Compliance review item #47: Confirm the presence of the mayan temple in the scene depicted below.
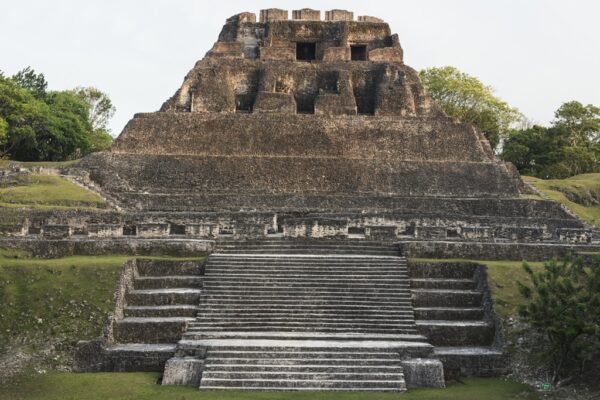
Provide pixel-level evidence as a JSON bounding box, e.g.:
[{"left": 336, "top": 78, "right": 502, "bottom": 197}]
[{"left": 65, "top": 9, "right": 595, "bottom": 392}]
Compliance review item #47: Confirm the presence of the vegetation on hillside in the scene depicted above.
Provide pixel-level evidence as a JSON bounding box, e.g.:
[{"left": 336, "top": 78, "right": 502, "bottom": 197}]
[
  {"left": 419, "top": 66, "right": 523, "bottom": 150},
  {"left": 502, "top": 102, "right": 600, "bottom": 179},
  {"left": 420, "top": 66, "right": 599, "bottom": 179},
  {"left": 0, "top": 173, "right": 105, "bottom": 209},
  {"left": 523, "top": 173, "right": 600, "bottom": 227},
  {"left": 0, "top": 67, "right": 114, "bottom": 161},
  {"left": 517, "top": 255, "right": 600, "bottom": 384}
]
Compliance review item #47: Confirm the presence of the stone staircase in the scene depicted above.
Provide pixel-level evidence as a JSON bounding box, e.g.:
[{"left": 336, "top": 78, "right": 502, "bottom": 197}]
[
  {"left": 167, "top": 240, "right": 441, "bottom": 391},
  {"left": 200, "top": 343, "right": 412, "bottom": 391},
  {"left": 106, "top": 259, "right": 203, "bottom": 371},
  {"left": 408, "top": 261, "right": 507, "bottom": 377}
]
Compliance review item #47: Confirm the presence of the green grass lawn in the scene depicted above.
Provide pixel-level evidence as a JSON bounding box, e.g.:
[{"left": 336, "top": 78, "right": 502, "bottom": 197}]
[
  {"left": 0, "top": 372, "right": 539, "bottom": 400},
  {"left": 409, "top": 258, "right": 545, "bottom": 319},
  {"left": 0, "top": 173, "right": 105, "bottom": 209},
  {"left": 0, "top": 252, "right": 205, "bottom": 355},
  {"left": 523, "top": 173, "right": 600, "bottom": 227},
  {"left": 0, "top": 159, "right": 81, "bottom": 169}
]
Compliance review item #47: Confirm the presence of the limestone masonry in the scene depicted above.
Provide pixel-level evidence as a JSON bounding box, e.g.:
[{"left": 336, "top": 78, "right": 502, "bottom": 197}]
[{"left": 18, "top": 8, "right": 598, "bottom": 392}]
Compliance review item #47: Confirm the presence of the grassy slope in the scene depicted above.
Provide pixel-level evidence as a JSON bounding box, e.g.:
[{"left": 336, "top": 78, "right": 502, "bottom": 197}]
[
  {"left": 0, "top": 173, "right": 105, "bottom": 209},
  {"left": 523, "top": 173, "right": 600, "bottom": 227},
  {"left": 0, "top": 373, "right": 538, "bottom": 400},
  {"left": 0, "top": 159, "right": 81, "bottom": 168},
  {"left": 0, "top": 252, "right": 205, "bottom": 355}
]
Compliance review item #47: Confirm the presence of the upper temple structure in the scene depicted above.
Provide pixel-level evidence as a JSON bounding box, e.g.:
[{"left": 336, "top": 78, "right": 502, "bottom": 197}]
[{"left": 81, "top": 8, "right": 542, "bottom": 222}]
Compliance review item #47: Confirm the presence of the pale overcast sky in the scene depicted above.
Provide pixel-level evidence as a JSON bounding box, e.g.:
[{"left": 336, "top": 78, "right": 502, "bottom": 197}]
[{"left": 1, "top": 0, "right": 599, "bottom": 136}]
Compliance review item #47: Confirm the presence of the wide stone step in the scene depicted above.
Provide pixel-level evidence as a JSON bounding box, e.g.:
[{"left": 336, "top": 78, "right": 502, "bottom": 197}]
[
  {"left": 200, "top": 293, "right": 412, "bottom": 301},
  {"left": 197, "top": 310, "right": 414, "bottom": 318},
  {"left": 126, "top": 288, "right": 202, "bottom": 306},
  {"left": 188, "top": 326, "right": 418, "bottom": 334},
  {"left": 113, "top": 317, "right": 193, "bottom": 343},
  {"left": 208, "top": 258, "right": 404, "bottom": 263},
  {"left": 206, "top": 268, "right": 408, "bottom": 277},
  {"left": 106, "top": 343, "right": 176, "bottom": 372},
  {"left": 206, "top": 364, "right": 403, "bottom": 373},
  {"left": 434, "top": 346, "right": 508, "bottom": 377},
  {"left": 134, "top": 275, "right": 202, "bottom": 290},
  {"left": 200, "top": 303, "right": 414, "bottom": 310},
  {"left": 203, "top": 371, "right": 403, "bottom": 381},
  {"left": 416, "top": 320, "right": 495, "bottom": 346},
  {"left": 410, "top": 278, "right": 476, "bottom": 290},
  {"left": 218, "top": 247, "right": 399, "bottom": 257},
  {"left": 189, "top": 319, "right": 415, "bottom": 327},
  {"left": 412, "top": 289, "right": 483, "bottom": 308},
  {"left": 180, "top": 333, "right": 429, "bottom": 343},
  {"left": 199, "top": 378, "right": 405, "bottom": 390},
  {"left": 414, "top": 307, "right": 484, "bottom": 321},
  {"left": 135, "top": 260, "right": 203, "bottom": 277},
  {"left": 207, "top": 350, "right": 402, "bottom": 360},
  {"left": 407, "top": 263, "right": 477, "bottom": 280},
  {"left": 203, "top": 282, "right": 410, "bottom": 290},
  {"left": 202, "top": 285, "right": 410, "bottom": 293},
  {"left": 124, "top": 305, "right": 200, "bottom": 318}
]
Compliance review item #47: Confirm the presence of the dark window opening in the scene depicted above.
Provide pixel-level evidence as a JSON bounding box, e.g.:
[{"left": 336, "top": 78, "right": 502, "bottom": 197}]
[
  {"left": 220, "top": 226, "right": 234, "bottom": 235},
  {"left": 355, "top": 97, "right": 375, "bottom": 115},
  {"left": 296, "top": 42, "right": 316, "bottom": 61},
  {"left": 123, "top": 225, "right": 137, "bottom": 236},
  {"left": 348, "top": 227, "right": 365, "bottom": 235},
  {"left": 400, "top": 224, "right": 415, "bottom": 236},
  {"left": 296, "top": 96, "right": 315, "bottom": 114},
  {"left": 267, "top": 224, "right": 284, "bottom": 235},
  {"left": 447, "top": 229, "right": 460, "bottom": 238},
  {"left": 170, "top": 224, "right": 186, "bottom": 236},
  {"left": 28, "top": 226, "right": 41, "bottom": 235},
  {"left": 351, "top": 45, "right": 367, "bottom": 61},
  {"left": 235, "top": 94, "right": 254, "bottom": 112}
]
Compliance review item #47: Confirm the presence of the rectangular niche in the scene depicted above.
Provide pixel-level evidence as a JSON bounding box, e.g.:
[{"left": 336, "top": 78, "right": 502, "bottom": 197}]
[
  {"left": 235, "top": 94, "right": 254, "bottom": 112},
  {"left": 169, "top": 223, "right": 186, "bottom": 236},
  {"left": 351, "top": 45, "right": 367, "bottom": 61},
  {"left": 296, "top": 42, "right": 316, "bottom": 61}
]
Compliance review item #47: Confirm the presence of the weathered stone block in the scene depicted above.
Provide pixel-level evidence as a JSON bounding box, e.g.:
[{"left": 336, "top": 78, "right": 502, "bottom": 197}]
[
  {"left": 402, "top": 358, "right": 445, "bottom": 388},
  {"left": 88, "top": 224, "right": 123, "bottom": 238},
  {"left": 314, "top": 92, "right": 357, "bottom": 116},
  {"left": 292, "top": 9, "right": 320, "bottom": 21},
  {"left": 137, "top": 223, "right": 170, "bottom": 238},
  {"left": 322, "top": 46, "right": 350, "bottom": 61},
  {"left": 162, "top": 357, "right": 203, "bottom": 386},
  {"left": 253, "top": 92, "right": 296, "bottom": 113},
  {"left": 325, "top": 9, "right": 354, "bottom": 21},
  {"left": 367, "top": 225, "right": 398, "bottom": 240},
  {"left": 358, "top": 15, "right": 384, "bottom": 23},
  {"left": 42, "top": 224, "right": 72, "bottom": 238},
  {"left": 369, "top": 47, "right": 403, "bottom": 62},
  {"left": 260, "top": 8, "right": 288, "bottom": 23},
  {"left": 208, "top": 41, "right": 245, "bottom": 59},
  {"left": 259, "top": 46, "right": 295, "bottom": 61}
]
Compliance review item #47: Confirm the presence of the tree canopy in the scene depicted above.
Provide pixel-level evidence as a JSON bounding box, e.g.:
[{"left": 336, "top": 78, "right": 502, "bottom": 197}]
[
  {"left": 419, "top": 66, "right": 523, "bottom": 150},
  {"left": 0, "top": 67, "right": 114, "bottom": 161},
  {"left": 501, "top": 101, "right": 600, "bottom": 178}
]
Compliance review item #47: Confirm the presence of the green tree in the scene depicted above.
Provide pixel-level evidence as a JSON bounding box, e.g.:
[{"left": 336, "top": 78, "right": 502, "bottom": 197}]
[
  {"left": 72, "top": 87, "right": 115, "bottom": 133},
  {"left": 11, "top": 66, "right": 48, "bottom": 100},
  {"left": 518, "top": 255, "right": 600, "bottom": 384},
  {"left": 419, "top": 66, "right": 523, "bottom": 150},
  {"left": 72, "top": 87, "right": 114, "bottom": 152},
  {"left": 501, "top": 101, "right": 600, "bottom": 178},
  {"left": 553, "top": 101, "right": 600, "bottom": 147}
]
